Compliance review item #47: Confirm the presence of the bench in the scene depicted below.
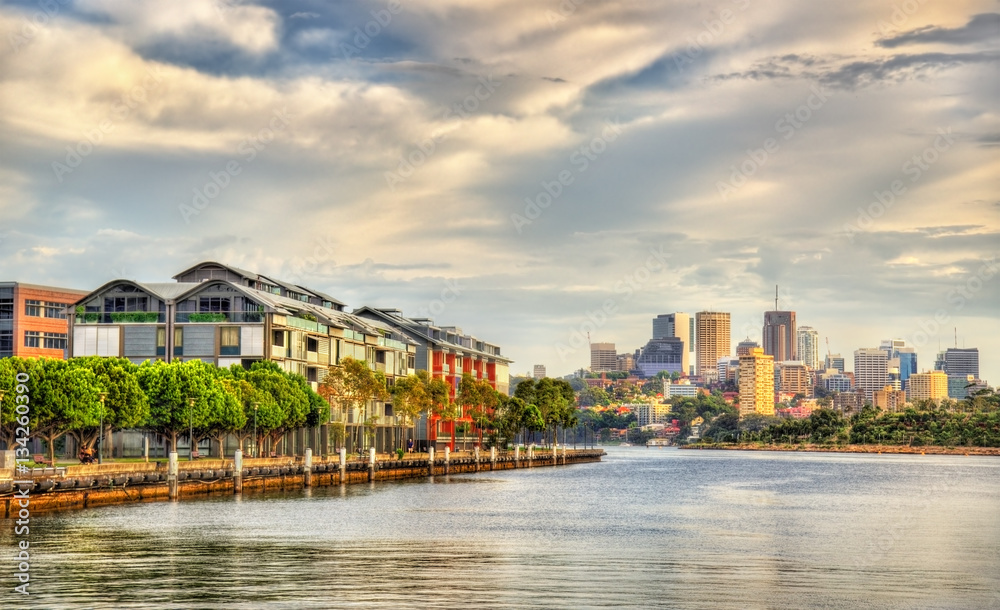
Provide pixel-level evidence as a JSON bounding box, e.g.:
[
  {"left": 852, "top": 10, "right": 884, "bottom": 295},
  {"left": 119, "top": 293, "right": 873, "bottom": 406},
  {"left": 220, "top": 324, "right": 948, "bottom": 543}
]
[{"left": 32, "top": 454, "right": 52, "bottom": 466}]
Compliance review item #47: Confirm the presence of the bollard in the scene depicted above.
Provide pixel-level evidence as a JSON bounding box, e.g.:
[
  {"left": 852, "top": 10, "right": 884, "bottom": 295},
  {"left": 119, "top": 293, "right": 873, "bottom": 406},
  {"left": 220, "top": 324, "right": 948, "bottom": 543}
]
[
  {"left": 234, "top": 450, "right": 243, "bottom": 494},
  {"left": 514, "top": 445, "right": 520, "bottom": 468},
  {"left": 562, "top": 443, "right": 567, "bottom": 465},
  {"left": 528, "top": 443, "right": 534, "bottom": 468},
  {"left": 143, "top": 437, "right": 149, "bottom": 463},
  {"left": 444, "top": 446, "right": 450, "bottom": 475},
  {"left": 368, "top": 447, "right": 376, "bottom": 482},
  {"left": 490, "top": 446, "right": 496, "bottom": 471},
  {"left": 474, "top": 446, "right": 480, "bottom": 472},
  {"left": 167, "top": 451, "right": 178, "bottom": 499},
  {"left": 339, "top": 447, "right": 346, "bottom": 484},
  {"left": 428, "top": 447, "right": 435, "bottom": 476},
  {"left": 304, "top": 448, "right": 313, "bottom": 488}
]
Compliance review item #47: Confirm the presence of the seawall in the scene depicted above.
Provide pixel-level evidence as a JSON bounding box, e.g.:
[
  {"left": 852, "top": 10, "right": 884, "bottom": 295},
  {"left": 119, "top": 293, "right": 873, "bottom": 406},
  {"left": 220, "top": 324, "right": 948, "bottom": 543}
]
[{"left": 1, "top": 449, "right": 605, "bottom": 515}]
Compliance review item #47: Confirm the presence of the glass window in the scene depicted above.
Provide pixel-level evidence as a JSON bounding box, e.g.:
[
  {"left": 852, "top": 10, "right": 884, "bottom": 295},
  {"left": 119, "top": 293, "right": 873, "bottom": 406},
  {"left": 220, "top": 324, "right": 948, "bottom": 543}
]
[
  {"left": 156, "top": 327, "right": 166, "bottom": 356},
  {"left": 174, "top": 328, "right": 183, "bottom": 356},
  {"left": 43, "top": 332, "right": 67, "bottom": 349},
  {"left": 24, "top": 331, "right": 40, "bottom": 347},
  {"left": 0, "top": 298, "right": 13, "bottom": 320},
  {"left": 221, "top": 327, "right": 240, "bottom": 356},
  {"left": 0, "top": 330, "right": 13, "bottom": 354},
  {"left": 25, "top": 300, "right": 41, "bottom": 317},
  {"left": 199, "top": 297, "right": 231, "bottom": 313},
  {"left": 104, "top": 296, "right": 148, "bottom": 312},
  {"left": 44, "top": 302, "right": 68, "bottom": 319}
]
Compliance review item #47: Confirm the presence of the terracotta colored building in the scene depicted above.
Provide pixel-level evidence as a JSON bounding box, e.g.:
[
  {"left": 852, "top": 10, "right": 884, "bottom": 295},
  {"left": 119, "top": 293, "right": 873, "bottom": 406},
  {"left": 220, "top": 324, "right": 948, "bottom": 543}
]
[{"left": 0, "top": 282, "right": 89, "bottom": 360}]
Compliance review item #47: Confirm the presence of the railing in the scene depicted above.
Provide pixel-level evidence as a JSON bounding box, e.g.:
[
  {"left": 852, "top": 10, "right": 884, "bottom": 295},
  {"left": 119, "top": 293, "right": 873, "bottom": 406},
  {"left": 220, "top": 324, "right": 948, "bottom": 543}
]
[
  {"left": 284, "top": 316, "right": 328, "bottom": 334},
  {"left": 175, "top": 311, "right": 265, "bottom": 323},
  {"left": 377, "top": 337, "right": 408, "bottom": 351},
  {"left": 76, "top": 312, "right": 166, "bottom": 324}
]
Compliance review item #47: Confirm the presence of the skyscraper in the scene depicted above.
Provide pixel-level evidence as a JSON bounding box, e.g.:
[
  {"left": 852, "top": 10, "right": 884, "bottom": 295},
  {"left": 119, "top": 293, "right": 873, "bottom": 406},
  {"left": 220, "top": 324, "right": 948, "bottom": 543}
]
[
  {"left": 736, "top": 337, "right": 759, "bottom": 356},
  {"left": 944, "top": 348, "right": 980, "bottom": 398},
  {"left": 739, "top": 347, "right": 774, "bottom": 416},
  {"left": 854, "top": 348, "right": 889, "bottom": 402},
  {"left": 796, "top": 326, "right": 820, "bottom": 370},
  {"left": 907, "top": 371, "right": 948, "bottom": 403},
  {"left": 696, "top": 311, "right": 730, "bottom": 380},
  {"left": 590, "top": 342, "right": 617, "bottom": 372},
  {"left": 896, "top": 348, "right": 917, "bottom": 389},
  {"left": 652, "top": 313, "right": 690, "bottom": 375},
  {"left": 763, "top": 311, "right": 796, "bottom": 362},
  {"left": 533, "top": 364, "right": 546, "bottom": 379},
  {"left": 825, "top": 353, "right": 845, "bottom": 373}
]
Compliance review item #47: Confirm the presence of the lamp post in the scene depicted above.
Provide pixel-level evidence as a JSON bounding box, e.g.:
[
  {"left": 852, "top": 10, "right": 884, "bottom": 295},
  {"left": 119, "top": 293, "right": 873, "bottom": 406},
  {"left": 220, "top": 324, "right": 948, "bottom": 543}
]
[
  {"left": 188, "top": 397, "right": 196, "bottom": 461},
  {"left": 252, "top": 402, "right": 259, "bottom": 458},
  {"left": 0, "top": 390, "right": 5, "bottom": 450},
  {"left": 98, "top": 392, "right": 107, "bottom": 464}
]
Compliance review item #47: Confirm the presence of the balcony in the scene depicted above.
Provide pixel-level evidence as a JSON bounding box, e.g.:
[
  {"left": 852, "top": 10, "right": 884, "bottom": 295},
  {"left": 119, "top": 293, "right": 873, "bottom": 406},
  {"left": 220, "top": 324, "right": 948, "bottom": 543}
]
[
  {"left": 76, "top": 312, "right": 166, "bottom": 324},
  {"left": 175, "top": 311, "right": 265, "bottom": 324},
  {"left": 283, "top": 316, "right": 328, "bottom": 334},
  {"left": 377, "top": 336, "right": 407, "bottom": 351}
]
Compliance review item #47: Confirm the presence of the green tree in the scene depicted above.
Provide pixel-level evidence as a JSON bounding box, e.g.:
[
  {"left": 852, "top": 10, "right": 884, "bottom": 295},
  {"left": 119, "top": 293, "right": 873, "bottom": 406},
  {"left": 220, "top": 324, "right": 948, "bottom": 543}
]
[{"left": 318, "top": 357, "right": 389, "bottom": 451}]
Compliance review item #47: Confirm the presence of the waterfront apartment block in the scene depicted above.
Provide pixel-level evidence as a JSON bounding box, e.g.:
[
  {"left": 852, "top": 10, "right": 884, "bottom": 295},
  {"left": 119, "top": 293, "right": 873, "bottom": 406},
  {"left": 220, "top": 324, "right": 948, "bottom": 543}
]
[
  {"left": 0, "top": 282, "right": 89, "bottom": 360},
  {"left": 854, "top": 348, "right": 889, "bottom": 402},
  {"left": 634, "top": 402, "right": 671, "bottom": 427},
  {"left": 907, "top": 371, "right": 948, "bottom": 403},
  {"left": 739, "top": 347, "right": 774, "bottom": 416},
  {"left": 695, "top": 311, "right": 730, "bottom": 380}
]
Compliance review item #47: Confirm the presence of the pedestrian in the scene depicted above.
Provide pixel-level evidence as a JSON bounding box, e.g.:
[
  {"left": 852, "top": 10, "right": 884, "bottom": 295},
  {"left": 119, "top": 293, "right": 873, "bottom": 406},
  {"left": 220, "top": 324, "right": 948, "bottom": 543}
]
[{"left": 407, "top": 438, "right": 414, "bottom": 453}]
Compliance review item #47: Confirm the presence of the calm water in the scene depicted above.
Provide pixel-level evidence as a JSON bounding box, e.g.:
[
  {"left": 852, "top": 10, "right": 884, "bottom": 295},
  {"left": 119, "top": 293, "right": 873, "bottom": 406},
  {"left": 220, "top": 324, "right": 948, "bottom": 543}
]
[{"left": 7, "top": 448, "right": 1000, "bottom": 609}]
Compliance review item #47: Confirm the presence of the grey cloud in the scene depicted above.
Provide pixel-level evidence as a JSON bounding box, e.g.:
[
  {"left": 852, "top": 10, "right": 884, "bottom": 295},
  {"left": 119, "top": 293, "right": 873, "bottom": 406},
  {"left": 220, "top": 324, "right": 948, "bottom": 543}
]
[{"left": 877, "top": 13, "right": 1000, "bottom": 48}]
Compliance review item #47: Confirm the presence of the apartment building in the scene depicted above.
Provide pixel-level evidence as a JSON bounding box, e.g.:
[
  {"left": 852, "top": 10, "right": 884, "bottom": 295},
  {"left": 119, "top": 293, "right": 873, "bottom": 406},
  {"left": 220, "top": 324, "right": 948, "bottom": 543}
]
[{"left": 0, "top": 282, "right": 89, "bottom": 360}]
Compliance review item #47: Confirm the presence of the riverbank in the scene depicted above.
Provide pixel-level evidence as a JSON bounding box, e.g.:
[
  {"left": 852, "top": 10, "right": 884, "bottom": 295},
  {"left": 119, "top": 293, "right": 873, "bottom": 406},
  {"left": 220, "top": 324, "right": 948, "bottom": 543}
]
[
  {"left": 682, "top": 443, "right": 1000, "bottom": 456},
  {"left": 1, "top": 448, "right": 605, "bottom": 516}
]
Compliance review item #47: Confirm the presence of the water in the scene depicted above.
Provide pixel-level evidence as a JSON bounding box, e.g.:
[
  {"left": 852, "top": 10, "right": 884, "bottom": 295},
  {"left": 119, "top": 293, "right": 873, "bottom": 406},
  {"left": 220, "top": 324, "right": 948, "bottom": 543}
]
[{"left": 8, "top": 448, "right": 1000, "bottom": 609}]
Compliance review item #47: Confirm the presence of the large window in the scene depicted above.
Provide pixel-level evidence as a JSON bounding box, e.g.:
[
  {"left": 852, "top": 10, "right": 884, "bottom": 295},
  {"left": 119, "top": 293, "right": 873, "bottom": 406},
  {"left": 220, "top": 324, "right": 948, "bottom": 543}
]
[
  {"left": 43, "top": 332, "right": 67, "bottom": 350},
  {"left": 24, "top": 331, "right": 40, "bottom": 347},
  {"left": 156, "top": 327, "right": 166, "bottom": 356},
  {"left": 104, "top": 296, "right": 148, "bottom": 312},
  {"left": 0, "top": 298, "right": 13, "bottom": 320},
  {"left": 0, "top": 330, "right": 12, "bottom": 354},
  {"left": 174, "top": 328, "right": 183, "bottom": 356},
  {"left": 44, "top": 302, "right": 68, "bottom": 319},
  {"left": 24, "top": 300, "right": 41, "bottom": 317},
  {"left": 221, "top": 327, "right": 240, "bottom": 356},
  {"left": 199, "top": 297, "right": 231, "bottom": 313}
]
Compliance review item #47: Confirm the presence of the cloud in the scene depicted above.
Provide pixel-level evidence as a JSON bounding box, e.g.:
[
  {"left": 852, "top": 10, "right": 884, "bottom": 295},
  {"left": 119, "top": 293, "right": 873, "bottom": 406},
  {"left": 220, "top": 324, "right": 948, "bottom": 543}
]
[
  {"left": 290, "top": 12, "right": 321, "bottom": 20},
  {"left": 877, "top": 13, "right": 1000, "bottom": 48}
]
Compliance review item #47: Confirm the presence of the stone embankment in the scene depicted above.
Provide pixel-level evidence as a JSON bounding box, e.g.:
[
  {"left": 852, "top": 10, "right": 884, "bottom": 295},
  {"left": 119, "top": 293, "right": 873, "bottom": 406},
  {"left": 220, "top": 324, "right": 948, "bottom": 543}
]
[
  {"left": 0, "top": 447, "right": 605, "bottom": 515},
  {"left": 683, "top": 443, "right": 1000, "bottom": 456}
]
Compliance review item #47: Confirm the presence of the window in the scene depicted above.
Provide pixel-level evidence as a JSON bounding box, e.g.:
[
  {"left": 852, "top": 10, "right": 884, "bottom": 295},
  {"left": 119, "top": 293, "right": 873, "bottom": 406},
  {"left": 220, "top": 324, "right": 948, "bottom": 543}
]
[
  {"left": 43, "top": 332, "right": 67, "bottom": 349},
  {"left": 384, "top": 403, "right": 394, "bottom": 417},
  {"left": 156, "top": 327, "right": 166, "bottom": 356},
  {"left": 0, "top": 330, "right": 13, "bottom": 354},
  {"left": 375, "top": 350, "right": 386, "bottom": 364},
  {"left": 25, "top": 300, "right": 41, "bottom": 317},
  {"left": 24, "top": 331, "right": 40, "bottom": 347},
  {"left": 307, "top": 367, "right": 318, "bottom": 382},
  {"left": 306, "top": 337, "right": 318, "bottom": 352},
  {"left": 44, "top": 302, "right": 68, "bottom": 319},
  {"left": 407, "top": 355, "right": 415, "bottom": 370},
  {"left": 0, "top": 298, "right": 13, "bottom": 320},
  {"left": 199, "top": 297, "right": 231, "bottom": 313},
  {"left": 104, "top": 296, "right": 148, "bottom": 312},
  {"left": 174, "top": 328, "right": 183, "bottom": 356},
  {"left": 221, "top": 327, "right": 240, "bottom": 356},
  {"left": 272, "top": 330, "right": 285, "bottom": 347}
]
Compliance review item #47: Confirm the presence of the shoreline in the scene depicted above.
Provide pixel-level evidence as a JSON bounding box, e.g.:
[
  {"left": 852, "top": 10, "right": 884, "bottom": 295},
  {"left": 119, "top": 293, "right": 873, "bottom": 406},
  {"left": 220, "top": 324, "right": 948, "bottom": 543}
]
[{"left": 681, "top": 443, "right": 1000, "bottom": 456}]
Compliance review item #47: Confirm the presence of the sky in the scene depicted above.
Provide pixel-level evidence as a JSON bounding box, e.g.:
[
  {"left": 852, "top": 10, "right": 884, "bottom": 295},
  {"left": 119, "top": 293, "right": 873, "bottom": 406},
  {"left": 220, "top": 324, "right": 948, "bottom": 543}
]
[{"left": 0, "top": 0, "right": 998, "bottom": 383}]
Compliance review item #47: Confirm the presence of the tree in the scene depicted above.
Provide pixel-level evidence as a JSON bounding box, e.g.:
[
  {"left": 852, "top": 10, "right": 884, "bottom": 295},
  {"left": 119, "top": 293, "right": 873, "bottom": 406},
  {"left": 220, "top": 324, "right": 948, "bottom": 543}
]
[
  {"left": 67, "top": 357, "right": 149, "bottom": 455},
  {"left": 239, "top": 361, "right": 311, "bottom": 455},
  {"left": 318, "top": 357, "right": 389, "bottom": 452},
  {"left": 137, "top": 360, "right": 219, "bottom": 454},
  {"left": 392, "top": 373, "right": 430, "bottom": 451}
]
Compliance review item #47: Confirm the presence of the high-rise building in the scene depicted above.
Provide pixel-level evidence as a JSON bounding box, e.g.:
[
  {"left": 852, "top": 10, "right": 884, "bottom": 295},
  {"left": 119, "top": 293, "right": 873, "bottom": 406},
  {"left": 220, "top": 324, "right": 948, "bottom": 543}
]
[
  {"left": 879, "top": 339, "right": 917, "bottom": 389},
  {"left": 821, "top": 370, "right": 853, "bottom": 393},
  {"left": 590, "top": 342, "right": 617, "bottom": 372},
  {"left": 736, "top": 337, "right": 759, "bottom": 357},
  {"left": 796, "top": 327, "right": 820, "bottom": 370},
  {"left": 695, "top": 311, "right": 730, "bottom": 380},
  {"left": 854, "top": 348, "right": 889, "bottom": 402},
  {"left": 825, "top": 353, "right": 845, "bottom": 373},
  {"left": 739, "top": 347, "right": 774, "bottom": 416},
  {"left": 873, "top": 385, "right": 907, "bottom": 412},
  {"left": 763, "top": 310, "right": 796, "bottom": 362},
  {"left": 944, "top": 348, "right": 979, "bottom": 398},
  {"left": 778, "top": 361, "right": 812, "bottom": 397},
  {"left": 533, "top": 364, "right": 546, "bottom": 379},
  {"left": 653, "top": 313, "right": 691, "bottom": 375},
  {"left": 616, "top": 353, "right": 634, "bottom": 373},
  {"left": 636, "top": 337, "right": 685, "bottom": 377},
  {"left": 896, "top": 348, "right": 917, "bottom": 389},
  {"left": 907, "top": 371, "right": 948, "bottom": 403},
  {"left": 0, "top": 282, "right": 89, "bottom": 360}
]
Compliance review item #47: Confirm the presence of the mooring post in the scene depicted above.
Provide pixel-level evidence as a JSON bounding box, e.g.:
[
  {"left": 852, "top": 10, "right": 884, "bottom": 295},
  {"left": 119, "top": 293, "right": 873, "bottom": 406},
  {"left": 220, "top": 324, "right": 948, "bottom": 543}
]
[
  {"left": 490, "top": 446, "right": 496, "bottom": 471},
  {"left": 444, "top": 446, "right": 450, "bottom": 475},
  {"left": 514, "top": 445, "right": 520, "bottom": 468},
  {"left": 304, "top": 448, "right": 313, "bottom": 488},
  {"left": 562, "top": 443, "right": 567, "bottom": 465},
  {"left": 474, "top": 446, "right": 480, "bottom": 472},
  {"left": 234, "top": 450, "right": 243, "bottom": 494},
  {"left": 168, "top": 451, "right": 178, "bottom": 499},
  {"left": 368, "top": 447, "right": 376, "bottom": 482},
  {"left": 428, "top": 447, "right": 435, "bottom": 476},
  {"left": 528, "top": 443, "right": 534, "bottom": 468},
  {"left": 339, "top": 447, "right": 346, "bottom": 484},
  {"left": 143, "top": 437, "right": 149, "bottom": 463}
]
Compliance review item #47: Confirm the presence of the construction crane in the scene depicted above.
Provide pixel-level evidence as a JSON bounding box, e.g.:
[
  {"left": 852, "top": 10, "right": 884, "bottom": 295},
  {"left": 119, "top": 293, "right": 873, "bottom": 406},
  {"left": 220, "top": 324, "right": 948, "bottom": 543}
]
[{"left": 826, "top": 337, "right": 831, "bottom": 357}]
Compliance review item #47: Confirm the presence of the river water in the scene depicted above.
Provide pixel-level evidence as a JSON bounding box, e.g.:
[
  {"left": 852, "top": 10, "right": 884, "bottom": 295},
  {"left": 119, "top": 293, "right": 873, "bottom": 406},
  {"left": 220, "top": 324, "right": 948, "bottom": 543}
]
[{"left": 8, "top": 447, "right": 1000, "bottom": 609}]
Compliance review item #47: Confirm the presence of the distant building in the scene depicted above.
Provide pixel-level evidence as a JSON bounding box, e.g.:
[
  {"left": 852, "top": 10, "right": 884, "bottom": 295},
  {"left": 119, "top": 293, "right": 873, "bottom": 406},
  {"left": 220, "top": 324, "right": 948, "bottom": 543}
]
[
  {"left": 634, "top": 402, "right": 672, "bottom": 427},
  {"left": 616, "top": 353, "right": 634, "bottom": 372},
  {"left": 944, "top": 348, "right": 979, "bottom": 398},
  {"left": 778, "top": 361, "right": 812, "bottom": 397},
  {"left": 533, "top": 364, "right": 546, "bottom": 379},
  {"left": 696, "top": 311, "right": 730, "bottom": 381},
  {"left": 821, "top": 370, "right": 853, "bottom": 393},
  {"left": 653, "top": 313, "right": 691, "bottom": 375},
  {"left": 896, "top": 348, "right": 917, "bottom": 390},
  {"left": 763, "top": 310, "right": 796, "bottom": 362},
  {"left": 873, "top": 385, "right": 907, "bottom": 412},
  {"left": 833, "top": 389, "right": 866, "bottom": 414},
  {"left": 825, "top": 353, "right": 845, "bottom": 373},
  {"left": 590, "top": 342, "right": 617, "bottom": 372},
  {"left": 736, "top": 337, "right": 759, "bottom": 357},
  {"left": 796, "top": 327, "right": 820, "bottom": 370},
  {"left": 636, "top": 337, "right": 685, "bottom": 377},
  {"left": 948, "top": 375, "right": 978, "bottom": 400},
  {"left": 854, "top": 348, "right": 889, "bottom": 402},
  {"left": 0, "top": 282, "right": 89, "bottom": 360},
  {"left": 739, "top": 347, "right": 774, "bottom": 416},
  {"left": 663, "top": 380, "right": 700, "bottom": 398},
  {"left": 907, "top": 371, "right": 948, "bottom": 403}
]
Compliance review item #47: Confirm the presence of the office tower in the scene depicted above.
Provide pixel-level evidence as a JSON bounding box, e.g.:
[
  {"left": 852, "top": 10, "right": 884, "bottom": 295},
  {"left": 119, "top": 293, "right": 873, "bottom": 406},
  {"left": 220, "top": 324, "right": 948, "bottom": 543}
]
[
  {"left": 854, "top": 348, "right": 889, "bottom": 402},
  {"left": 907, "top": 371, "right": 948, "bottom": 403},
  {"left": 696, "top": 311, "right": 730, "bottom": 380},
  {"left": 533, "top": 364, "right": 546, "bottom": 379},
  {"left": 590, "top": 342, "right": 617, "bottom": 372},
  {"left": 763, "top": 311, "right": 797, "bottom": 362},
  {"left": 653, "top": 313, "right": 690, "bottom": 375},
  {"left": 879, "top": 338, "right": 906, "bottom": 358},
  {"left": 896, "top": 348, "right": 917, "bottom": 389},
  {"left": 739, "top": 347, "right": 774, "bottom": 416},
  {"left": 944, "top": 348, "right": 979, "bottom": 398},
  {"left": 825, "top": 353, "right": 845, "bottom": 373},
  {"left": 796, "top": 327, "right": 820, "bottom": 370},
  {"left": 736, "top": 337, "right": 759, "bottom": 357},
  {"left": 636, "top": 337, "right": 685, "bottom": 377},
  {"left": 934, "top": 351, "right": 947, "bottom": 371},
  {"left": 821, "top": 370, "right": 853, "bottom": 393},
  {"left": 778, "top": 361, "right": 812, "bottom": 397}
]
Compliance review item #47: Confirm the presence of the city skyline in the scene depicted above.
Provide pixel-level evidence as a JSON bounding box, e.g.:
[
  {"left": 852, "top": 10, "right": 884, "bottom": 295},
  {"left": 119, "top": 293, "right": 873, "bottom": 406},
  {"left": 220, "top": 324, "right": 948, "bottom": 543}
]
[{"left": 1, "top": 1, "right": 997, "bottom": 385}]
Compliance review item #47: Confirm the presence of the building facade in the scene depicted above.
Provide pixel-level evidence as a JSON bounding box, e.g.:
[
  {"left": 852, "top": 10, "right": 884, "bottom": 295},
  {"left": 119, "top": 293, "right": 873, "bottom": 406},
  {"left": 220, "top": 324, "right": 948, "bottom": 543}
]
[
  {"left": 854, "top": 348, "right": 889, "bottom": 402},
  {"left": 944, "top": 348, "right": 979, "bottom": 398},
  {"left": 825, "top": 353, "right": 845, "bottom": 373},
  {"left": 589, "top": 342, "right": 617, "bottom": 373},
  {"left": 763, "top": 310, "right": 796, "bottom": 362},
  {"left": 736, "top": 337, "right": 759, "bottom": 357},
  {"left": 635, "top": 337, "right": 685, "bottom": 377},
  {"left": 739, "top": 347, "right": 774, "bottom": 417},
  {"left": 796, "top": 326, "right": 820, "bottom": 370},
  {"left": 907, "top": 371, "right": 948, "bottom": 403},
  {"left": 778, "top": 361, "right": 812, "bottom": 397},
  {"left": 873, "top": 385, "right": 907, "bottom": 412},
  {"left": 0, "top": 282, "right": 89, "bottom": 360},
  {"left": 533, "top": 364, "right": 546, "bottom": 379},
  {"left": 653, "top": 312, "right": 691, "bottom": 375},
  {"left": 696, "top": 311, "right": 730, "bottom": 381}
]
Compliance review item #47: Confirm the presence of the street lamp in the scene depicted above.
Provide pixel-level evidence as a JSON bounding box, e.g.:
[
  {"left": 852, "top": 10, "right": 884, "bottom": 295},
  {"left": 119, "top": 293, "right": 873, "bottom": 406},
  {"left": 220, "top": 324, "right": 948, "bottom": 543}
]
[
  {"left": 0, "top": 390, "right": 5, "bottom": 450},
  {"left": 252, "top": 402, "right": 259, "bottom": 458},
  {"left": 98, "top": 392, "right": 107, "bottom": 464},
  {"left": 188, "top": 397, "right": 196, "bottom": 461}
]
